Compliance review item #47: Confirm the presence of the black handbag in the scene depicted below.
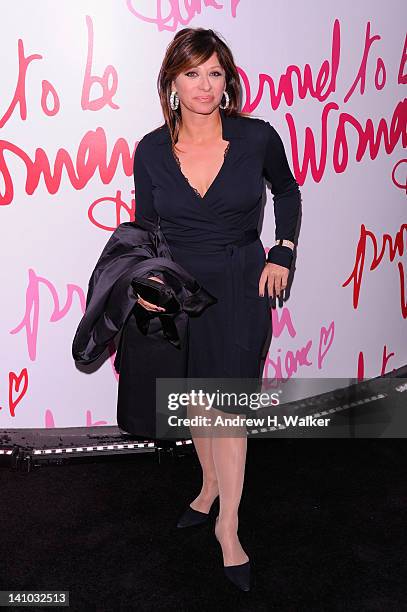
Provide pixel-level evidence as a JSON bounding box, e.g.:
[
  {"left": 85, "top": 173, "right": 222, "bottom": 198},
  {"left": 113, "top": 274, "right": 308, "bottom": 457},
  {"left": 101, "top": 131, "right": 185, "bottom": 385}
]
[
  {"left": 131, "top": 274, "right": 218, "bottom": 318},
  {"left": 131, "top": 277, "right": 181, "bottom": 314}
]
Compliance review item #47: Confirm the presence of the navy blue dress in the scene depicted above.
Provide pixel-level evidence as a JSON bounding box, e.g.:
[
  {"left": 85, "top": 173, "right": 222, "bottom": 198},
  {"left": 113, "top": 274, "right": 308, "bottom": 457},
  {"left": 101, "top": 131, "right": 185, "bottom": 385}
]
[{"left": 133, "top": 109, "right": 301, "bottom": 393}]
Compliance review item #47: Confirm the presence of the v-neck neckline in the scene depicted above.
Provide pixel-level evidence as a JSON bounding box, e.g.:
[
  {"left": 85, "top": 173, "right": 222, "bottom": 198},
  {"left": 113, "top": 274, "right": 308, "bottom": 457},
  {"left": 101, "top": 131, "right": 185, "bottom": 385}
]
[{"left": 171, "top": 140, "right": 231, "bottom": 201}]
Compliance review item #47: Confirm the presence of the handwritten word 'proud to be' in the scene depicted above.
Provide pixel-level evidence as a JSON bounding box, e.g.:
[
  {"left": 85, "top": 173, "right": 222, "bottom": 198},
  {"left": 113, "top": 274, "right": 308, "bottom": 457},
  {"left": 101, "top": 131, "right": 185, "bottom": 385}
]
[{"left": 0, "top": 18, "right": 405, "bottom": 211}]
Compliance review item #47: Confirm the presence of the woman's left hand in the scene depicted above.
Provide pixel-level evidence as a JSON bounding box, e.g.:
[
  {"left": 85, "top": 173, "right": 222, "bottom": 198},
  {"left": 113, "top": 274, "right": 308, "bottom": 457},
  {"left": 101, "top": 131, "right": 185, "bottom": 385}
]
[{"left": 258, "top": 262, "right": 290, "bottom": 298}]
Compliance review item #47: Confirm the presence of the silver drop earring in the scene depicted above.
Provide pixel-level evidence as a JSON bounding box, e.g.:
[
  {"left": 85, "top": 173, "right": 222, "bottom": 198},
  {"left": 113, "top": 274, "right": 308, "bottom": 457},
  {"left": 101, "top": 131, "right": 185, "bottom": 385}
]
[
  {"left": 219, "top": 90, "right": 229, "bottom": 109},
  {"left": 170, "top": 90, "right": 179, "bottom": 110}
]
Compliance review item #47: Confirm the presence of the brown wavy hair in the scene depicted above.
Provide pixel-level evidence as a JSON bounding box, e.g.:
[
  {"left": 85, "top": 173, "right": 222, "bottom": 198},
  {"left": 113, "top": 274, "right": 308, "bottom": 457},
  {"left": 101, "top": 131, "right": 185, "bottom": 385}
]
[{"left": 156, "top": 27, "right": 250, "bottom": 146}]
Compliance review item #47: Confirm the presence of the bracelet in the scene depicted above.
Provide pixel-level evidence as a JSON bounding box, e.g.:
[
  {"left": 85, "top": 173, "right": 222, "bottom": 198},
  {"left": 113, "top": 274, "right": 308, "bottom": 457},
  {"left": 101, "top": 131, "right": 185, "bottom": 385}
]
[{"left": 275, "top": 239, "right": 295, "bottom": 250}]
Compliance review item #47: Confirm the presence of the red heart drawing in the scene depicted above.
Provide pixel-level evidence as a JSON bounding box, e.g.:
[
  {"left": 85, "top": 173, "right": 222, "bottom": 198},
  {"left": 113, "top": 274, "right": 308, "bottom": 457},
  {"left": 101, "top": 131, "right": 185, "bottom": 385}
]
[
  {"left": 318, "top": 322, "right": 335, "bottom": 369},
  {"left": 9, "top": 368, "right": 29, "bottom": 416}
]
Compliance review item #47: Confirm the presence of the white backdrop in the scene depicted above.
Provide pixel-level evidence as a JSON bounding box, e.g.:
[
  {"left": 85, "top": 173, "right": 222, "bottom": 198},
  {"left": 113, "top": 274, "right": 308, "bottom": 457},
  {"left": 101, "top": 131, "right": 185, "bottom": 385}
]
[{"left": 0, "top": 0, "right": 405, "bottom": 429}]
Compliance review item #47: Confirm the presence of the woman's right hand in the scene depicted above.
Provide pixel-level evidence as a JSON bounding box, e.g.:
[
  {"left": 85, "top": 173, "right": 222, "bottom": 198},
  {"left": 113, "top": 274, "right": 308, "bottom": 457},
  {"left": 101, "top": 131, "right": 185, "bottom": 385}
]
[{"left": 136, "top": 276, "right": 166, "bottom": 312}]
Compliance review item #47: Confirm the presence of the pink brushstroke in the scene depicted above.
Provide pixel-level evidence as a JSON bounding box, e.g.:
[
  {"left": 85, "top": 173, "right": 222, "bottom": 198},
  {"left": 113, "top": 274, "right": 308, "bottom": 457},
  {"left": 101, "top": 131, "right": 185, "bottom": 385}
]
[
  {"left": 10, "top": 269, "right": 86, "bottom": 361},
  {"left": 126, "top": 0, "right": 240, "bottom": 32}
]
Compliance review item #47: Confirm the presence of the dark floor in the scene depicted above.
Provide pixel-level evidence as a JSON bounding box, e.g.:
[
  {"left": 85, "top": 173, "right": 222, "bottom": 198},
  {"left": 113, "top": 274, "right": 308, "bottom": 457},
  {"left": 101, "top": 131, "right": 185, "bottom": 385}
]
[{"left": 1, "top": 439, "right": 405, "bottom": 611}]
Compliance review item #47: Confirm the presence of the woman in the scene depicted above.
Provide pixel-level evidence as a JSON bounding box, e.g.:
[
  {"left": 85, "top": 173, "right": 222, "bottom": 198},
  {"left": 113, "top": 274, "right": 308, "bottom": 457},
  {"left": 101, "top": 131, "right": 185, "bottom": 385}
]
[{"left": 133, "top": 28, "right": 301, "bottom": 591}]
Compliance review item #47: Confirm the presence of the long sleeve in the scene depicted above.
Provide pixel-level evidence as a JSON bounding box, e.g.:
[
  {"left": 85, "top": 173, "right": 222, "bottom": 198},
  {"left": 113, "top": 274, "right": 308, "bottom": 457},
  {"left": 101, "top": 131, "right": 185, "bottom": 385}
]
[
  {"left": 133, "top": 137, "right": 159, "bottom": 230},
  {"left": 133, "top": 137, "right": 168, "bottom": 281},
  {"left": 263, "top": 122, "right": 301, "bottom": 269}
]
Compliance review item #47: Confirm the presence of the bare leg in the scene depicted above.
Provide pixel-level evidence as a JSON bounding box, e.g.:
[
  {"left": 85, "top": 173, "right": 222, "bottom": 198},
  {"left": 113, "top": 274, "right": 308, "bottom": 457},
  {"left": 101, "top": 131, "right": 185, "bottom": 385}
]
[
  {"left": 187, "top": 400, "right": 219, "bottom": 513},
  {"left": 211, "top": 408, "right": 249, "bottom": 567}
]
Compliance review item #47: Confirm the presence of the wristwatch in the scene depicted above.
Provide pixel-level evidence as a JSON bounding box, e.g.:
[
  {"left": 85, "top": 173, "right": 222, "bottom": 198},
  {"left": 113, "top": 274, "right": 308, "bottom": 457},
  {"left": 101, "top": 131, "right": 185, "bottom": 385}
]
[{"left": 275, "top": 239, "right": 295, "bottom": 250}]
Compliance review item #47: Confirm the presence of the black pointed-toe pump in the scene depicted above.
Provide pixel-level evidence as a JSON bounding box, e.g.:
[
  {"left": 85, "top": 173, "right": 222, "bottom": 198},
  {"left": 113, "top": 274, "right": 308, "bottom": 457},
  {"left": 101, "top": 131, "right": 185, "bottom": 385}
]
[
  {"left": 176, "top": 495, "right": 219, "bottom": 528},
  {"left": 215, "top": 515, "right": 251, "bottom": 591},
  {"left": 223, "top": 560, "right": 251, "bottom": 592}
]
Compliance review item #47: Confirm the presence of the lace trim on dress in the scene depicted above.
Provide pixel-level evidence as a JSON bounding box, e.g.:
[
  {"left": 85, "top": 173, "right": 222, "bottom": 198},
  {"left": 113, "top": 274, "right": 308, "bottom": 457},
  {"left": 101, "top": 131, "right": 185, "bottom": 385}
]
[{"left": 172, "top": 141, "right": 231, "bottom": 199}]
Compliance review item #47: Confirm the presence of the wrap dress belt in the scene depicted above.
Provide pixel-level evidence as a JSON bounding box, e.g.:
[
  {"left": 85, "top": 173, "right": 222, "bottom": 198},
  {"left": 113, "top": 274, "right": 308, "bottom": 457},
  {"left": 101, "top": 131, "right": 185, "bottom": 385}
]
[{"left": 141, "top": 228, "right": 260, "bottom": 376}]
